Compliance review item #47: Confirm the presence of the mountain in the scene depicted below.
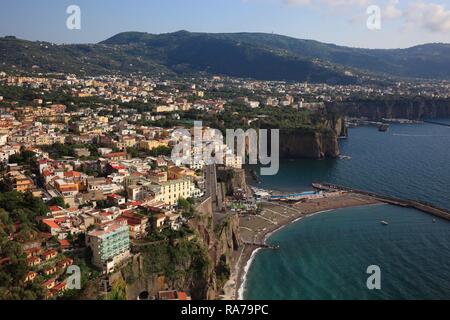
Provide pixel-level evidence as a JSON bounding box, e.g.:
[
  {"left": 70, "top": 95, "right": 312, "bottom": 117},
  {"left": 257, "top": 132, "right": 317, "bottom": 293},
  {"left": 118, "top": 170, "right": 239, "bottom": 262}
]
[{"left": 1, "top": 31, "right": 450, "bottom": 83}]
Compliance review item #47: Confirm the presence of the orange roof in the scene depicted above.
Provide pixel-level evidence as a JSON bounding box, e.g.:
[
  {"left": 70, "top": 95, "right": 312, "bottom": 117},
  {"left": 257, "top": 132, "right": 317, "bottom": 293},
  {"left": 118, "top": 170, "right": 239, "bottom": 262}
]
[
  {"left": 64, "top": 171, "right": 81, "bottom": 178},
  {"left": 42, "top": 278, "right": 56, "bottom": 286},
  {"left": 42, "top": 219, "right": 60, "bottom": 229},
  {"left": 42, "top": 249, "right": 58, "bottom": 257},
  {"left": 177, "top": 292, "right": 189, "bottom": 300},
  {"left": 52, "top": 281, "right": 66, "bottom": 292},
  {"left": 58, "top": 239, "right": 70, "bottom": 248}
]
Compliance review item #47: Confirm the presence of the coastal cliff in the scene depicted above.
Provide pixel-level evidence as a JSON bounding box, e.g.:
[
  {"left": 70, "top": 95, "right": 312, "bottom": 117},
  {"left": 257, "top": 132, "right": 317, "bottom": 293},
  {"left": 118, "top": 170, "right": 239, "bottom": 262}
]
[
  {"left": 278, "top": 116, "right": 346, "bottom": 159},
  {"left": 279, "top": 129, "right": 339, "bottom": 159},
  {"left": 113, "top": 171, "right": 243, "bottom": 300},
  {"left": 326, "top": 98, "right": 450, "bottom": 120}
]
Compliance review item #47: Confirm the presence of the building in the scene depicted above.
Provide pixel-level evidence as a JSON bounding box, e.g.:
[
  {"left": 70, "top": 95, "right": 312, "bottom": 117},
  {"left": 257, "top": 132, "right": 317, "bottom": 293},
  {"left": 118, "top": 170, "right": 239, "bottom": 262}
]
[
  {"left": 5, "top": 171, "right": 34, "bottom": 193},
  {"left": 158, "top": 178, "right": 194, "bottom": 206},
  {"left": 86, "top": 222, "right": 131, "bottom": 273},
  {"left": 74, "top": 148, "right": 91, "bottom": 158},
  {"left": 225, "top": 153, "right": 243, "bottom": 169},
  {"left": 139, "top": 139, "right": 168, "bottom": 151},
  {"left": 121, "top": 211, "right": 149, "bottom": 239}
]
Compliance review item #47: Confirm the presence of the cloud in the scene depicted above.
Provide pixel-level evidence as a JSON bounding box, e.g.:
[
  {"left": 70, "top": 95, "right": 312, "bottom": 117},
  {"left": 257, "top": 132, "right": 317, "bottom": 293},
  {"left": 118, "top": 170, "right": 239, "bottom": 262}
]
[
  {"left": 404, "top": 1, "right": 450, "bottom": 33},
  {"left": 261, "top": 0, "right": 450, "bottom": 34},
  {"left": 384, "top": 0, "right": 402, "bottom": 19},
  {"left": 285, "top": 0, "right": 369, "bottom": 7}
]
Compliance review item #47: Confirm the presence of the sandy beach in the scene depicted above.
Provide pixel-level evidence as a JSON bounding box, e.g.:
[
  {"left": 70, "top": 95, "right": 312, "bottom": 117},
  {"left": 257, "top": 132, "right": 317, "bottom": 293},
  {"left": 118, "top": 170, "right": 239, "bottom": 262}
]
[{"left": 221, "top": 192, "right": 381, "bottom": 300}]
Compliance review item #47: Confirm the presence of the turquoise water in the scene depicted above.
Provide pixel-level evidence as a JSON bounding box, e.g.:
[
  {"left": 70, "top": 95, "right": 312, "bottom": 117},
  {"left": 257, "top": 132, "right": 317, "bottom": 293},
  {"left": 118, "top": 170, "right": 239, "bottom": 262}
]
[
  {"left": 245, "top": 205, "right": 450, "bottom": 300},
  {"left": 253, "top": 122, "right": 450, "bottom": 209},
  {"left": 245, "top": 121, "right": 450, "bottom": 300}
]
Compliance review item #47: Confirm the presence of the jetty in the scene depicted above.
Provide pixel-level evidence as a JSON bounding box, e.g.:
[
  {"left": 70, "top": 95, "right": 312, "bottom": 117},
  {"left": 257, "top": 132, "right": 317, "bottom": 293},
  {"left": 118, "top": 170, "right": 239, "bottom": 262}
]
[
  {"left": 423, "top": 120, "right": 450, "bottom": 127},
  {"left": 313, "top": 183, "right": 450, "bottom": 221}
]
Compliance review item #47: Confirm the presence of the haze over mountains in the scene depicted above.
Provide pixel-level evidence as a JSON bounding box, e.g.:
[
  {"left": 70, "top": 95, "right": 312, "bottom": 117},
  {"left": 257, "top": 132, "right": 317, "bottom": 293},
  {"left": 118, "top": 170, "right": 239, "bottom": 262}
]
[{"left": 1, "top": 30, "right": 450, "bottom": 83}]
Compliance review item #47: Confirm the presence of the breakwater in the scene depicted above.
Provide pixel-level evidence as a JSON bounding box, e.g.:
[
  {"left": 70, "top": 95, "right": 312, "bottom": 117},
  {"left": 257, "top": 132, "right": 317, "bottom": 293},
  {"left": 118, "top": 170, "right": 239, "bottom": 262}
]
[{"left": 313, "top": 183, "right": 450, "bottom": 221}]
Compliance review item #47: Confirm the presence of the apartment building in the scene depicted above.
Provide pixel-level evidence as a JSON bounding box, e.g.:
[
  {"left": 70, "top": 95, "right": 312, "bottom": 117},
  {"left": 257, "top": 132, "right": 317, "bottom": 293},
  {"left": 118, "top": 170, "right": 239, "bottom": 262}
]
[
  {"left": 86, "top": 222, "right": 130, "bottom": 273},
  {"left": 158, "top": 178, "right": 194, "bottom": 205}
]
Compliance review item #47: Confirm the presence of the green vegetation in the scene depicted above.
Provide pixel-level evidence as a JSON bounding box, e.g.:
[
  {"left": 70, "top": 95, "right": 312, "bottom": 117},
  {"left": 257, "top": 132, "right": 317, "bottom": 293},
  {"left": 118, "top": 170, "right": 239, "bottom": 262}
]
[
  {"left": 49, "top": 197, "right": 67, "bottom": 209},
  {"left": 140, "top": 238, "right": 210, "bottom": 288},
  {"left": 40, "top": 143, "right": 99, "bottom": 160},
  {"left": 0, "top": 192, "right": 49, "bottom": 300},
  {"left": 8, "top": 150, "right": 36, "bottom": 167},
  {"left": 106, "top": 278, "right": 128, "bottom": 300},
  {"left": 178, "top": 197, "right": 195, "bottom": 218},
  {"left": 215, "top": 255, "right": 231, "bottom": 289}
]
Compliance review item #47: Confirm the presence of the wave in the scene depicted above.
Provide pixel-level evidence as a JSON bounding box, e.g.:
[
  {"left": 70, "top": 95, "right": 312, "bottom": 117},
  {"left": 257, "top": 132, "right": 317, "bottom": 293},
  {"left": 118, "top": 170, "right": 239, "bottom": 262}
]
[{"left": 237, "top": 248, "right": 262, "bottom": 300}]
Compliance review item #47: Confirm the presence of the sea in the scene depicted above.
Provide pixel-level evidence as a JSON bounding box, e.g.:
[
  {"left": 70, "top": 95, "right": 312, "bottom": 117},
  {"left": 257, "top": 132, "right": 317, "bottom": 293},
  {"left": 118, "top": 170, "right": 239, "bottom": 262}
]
[{"left": 244, "top": 120, "right": 450, "bottom": 300}]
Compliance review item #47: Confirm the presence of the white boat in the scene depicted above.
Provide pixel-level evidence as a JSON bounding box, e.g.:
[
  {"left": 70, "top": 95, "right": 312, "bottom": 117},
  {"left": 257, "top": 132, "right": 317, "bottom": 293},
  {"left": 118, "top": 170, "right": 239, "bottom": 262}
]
[{"left": 381, "top": 221, "right": 389, "bottom": 226}]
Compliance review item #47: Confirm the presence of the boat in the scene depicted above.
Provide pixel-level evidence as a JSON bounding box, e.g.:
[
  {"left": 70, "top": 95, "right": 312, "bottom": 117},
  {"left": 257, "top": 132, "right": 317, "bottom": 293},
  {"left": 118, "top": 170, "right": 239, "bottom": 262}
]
[
  {"left": 340, "top": 155, "right": 352, "bottom": 160},
  {"left": 381, "top": 221, "right": 389, "bottom": 226},
  {"left": 433, "top": 219, "right": 437, "bottom": 223},
  {"left": 378, "top": 124, "right": 390, "bottom": 132}
]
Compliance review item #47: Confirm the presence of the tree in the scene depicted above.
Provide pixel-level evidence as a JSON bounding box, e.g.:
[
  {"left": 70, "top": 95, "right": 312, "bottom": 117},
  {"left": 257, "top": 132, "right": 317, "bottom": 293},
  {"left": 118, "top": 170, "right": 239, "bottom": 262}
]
[
  {"left": 106, "top": 278, "right": 127, "bottom": 300},
  {"left": 50, "top": 197, "right": 66, "bottom": 208}
]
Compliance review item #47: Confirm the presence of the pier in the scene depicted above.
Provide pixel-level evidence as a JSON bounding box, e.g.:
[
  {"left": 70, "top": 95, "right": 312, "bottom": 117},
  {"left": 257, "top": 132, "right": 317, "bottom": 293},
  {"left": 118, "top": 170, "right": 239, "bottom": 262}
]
[{"left": 313, "top": 183, "right": 450, "bottom": 221}]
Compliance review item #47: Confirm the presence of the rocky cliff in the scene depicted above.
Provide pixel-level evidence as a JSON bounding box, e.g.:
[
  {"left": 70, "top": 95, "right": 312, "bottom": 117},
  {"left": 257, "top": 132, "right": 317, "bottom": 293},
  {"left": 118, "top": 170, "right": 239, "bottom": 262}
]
[
  {"left": 114, "top": 172, "right": 242, "bottom": 300},
  {"left": 326, "top": 98, "right": 450, "bottom": 120},
  {"left": 278, "top": 116, "right": 346, "bottom": 159}
]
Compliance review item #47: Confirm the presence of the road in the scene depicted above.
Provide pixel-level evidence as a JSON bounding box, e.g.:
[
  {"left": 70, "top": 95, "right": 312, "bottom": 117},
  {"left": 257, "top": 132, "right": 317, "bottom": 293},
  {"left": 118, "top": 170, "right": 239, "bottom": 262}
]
[{"left": 205, "top": 165, "right": 219, "bottom": 211}]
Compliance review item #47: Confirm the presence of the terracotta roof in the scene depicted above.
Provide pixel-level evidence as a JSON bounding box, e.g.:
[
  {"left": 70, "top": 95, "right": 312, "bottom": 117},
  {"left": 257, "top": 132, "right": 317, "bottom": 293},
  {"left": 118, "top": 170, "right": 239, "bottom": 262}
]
[
  {"left": 177, "top": 292, "right": 189, "bottom": 300},
  {"left": 42, "top": 219, "right": 60, "bottom": 229},
  {"left": 58, "top": 239, "right": 70, "bottom": 248}
]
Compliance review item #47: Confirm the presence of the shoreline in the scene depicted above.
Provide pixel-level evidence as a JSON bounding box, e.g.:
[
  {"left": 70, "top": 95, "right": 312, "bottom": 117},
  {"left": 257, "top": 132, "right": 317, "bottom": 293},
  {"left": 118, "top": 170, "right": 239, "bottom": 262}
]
[{"left": 229, "top": 192, "right": 382, "bottom": 300}]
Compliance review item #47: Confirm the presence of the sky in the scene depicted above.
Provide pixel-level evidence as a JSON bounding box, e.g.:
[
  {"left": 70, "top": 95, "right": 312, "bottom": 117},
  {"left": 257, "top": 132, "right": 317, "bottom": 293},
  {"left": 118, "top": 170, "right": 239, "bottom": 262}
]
[{"left": 0, "top": 0, "right": 450, "bottom": 49}]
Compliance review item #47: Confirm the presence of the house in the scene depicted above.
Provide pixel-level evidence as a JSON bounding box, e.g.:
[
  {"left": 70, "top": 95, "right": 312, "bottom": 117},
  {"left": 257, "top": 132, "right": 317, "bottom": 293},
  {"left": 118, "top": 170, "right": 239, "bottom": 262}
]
[
  {"left": 44, "top": 265, "right": 58, "bottom": 276},
  {"left": 155, "top": 156, "right": 167, "bottom": 167},
  {"left": 51, "top": 281, "right": 67, "bottom": 296},
  {"left": 165, "top": 213, "right": 183, "bottom": 230},
  {"left": 139, "top": 139, "right": 168, "bottom": 151},
  {"left": 54, "top": 179, "right": 79, "bottom": 197},
  {"left": 107, "top": 194, "right": 126, "bottom": 206},
  {"left": 58, "top": 239, "right": 71, "bottom": 251},
  {"left": 74, "top": 148, "right": 90, "bottom": 158},
  {"left": 121, "top": 211, "right": 149, "bottom": 239},
  {"left": 25, "top": 247, "right": 41, "bottom": 259},
  {"left": 105, "top": 152, "right": 127, "bottom": 161},
  {"left": 42, "top": 219, "right": 61, "bottom": 236},
  {"left": 57, "top": 257, "right": 74, "bottom": 270},
  {"left": 42, "top": 249, "right": 58, "bottom": 261},
  {"left": 6, "top": 171, "right": 34, "bottom": 193},
  {"left": 152, "top": 213, "right": 166, "bottom": 231},
  {"left": 42, "top": 278, "right": 56, "bottom": 290},
  {"left": 24, "top": 271, "right": 37, "bottom": 283},
  {"left": 27, "top": 256, "right": 41, "bottom": 267}
]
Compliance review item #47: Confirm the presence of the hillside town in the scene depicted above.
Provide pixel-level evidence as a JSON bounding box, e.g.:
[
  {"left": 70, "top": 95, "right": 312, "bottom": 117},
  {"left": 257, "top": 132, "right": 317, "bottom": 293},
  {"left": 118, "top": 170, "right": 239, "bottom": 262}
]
[
  {"left": 1, "top": 70, "right": 450, "bottom": 300},
  {"left": 0, "top": 71, "right": 260, "bottom": 300}
]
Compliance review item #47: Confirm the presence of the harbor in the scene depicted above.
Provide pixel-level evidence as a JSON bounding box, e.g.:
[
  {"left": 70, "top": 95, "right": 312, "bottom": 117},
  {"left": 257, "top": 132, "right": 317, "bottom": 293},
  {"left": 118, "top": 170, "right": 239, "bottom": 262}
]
[
  {"left": 230, "top": 186, "right": 382, "bottom": 300},
  {"left": 228, "top": 181, "right": 450, "bottom": 300},
  {"left": 313, "top": 183, "right": 450, "bottom": 221}
]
